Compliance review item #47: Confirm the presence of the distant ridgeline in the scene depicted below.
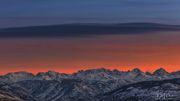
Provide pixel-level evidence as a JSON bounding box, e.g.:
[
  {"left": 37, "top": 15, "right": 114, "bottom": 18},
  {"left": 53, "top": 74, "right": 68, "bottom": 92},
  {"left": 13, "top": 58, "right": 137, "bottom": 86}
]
[{"left": 0, "top": 68, "right": 180, "bottom": 101}]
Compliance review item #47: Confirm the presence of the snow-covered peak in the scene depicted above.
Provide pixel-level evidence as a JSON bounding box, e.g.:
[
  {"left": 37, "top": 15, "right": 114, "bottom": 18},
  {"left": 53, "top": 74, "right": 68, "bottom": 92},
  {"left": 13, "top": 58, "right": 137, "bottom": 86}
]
[{"left": 153, "top": 68, "right": 169, "bottom": 76}]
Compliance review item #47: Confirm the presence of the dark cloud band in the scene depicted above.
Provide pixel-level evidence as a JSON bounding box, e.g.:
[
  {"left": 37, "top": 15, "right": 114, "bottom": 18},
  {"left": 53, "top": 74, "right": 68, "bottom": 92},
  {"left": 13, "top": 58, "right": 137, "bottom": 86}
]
[{"left": 0, "top": 23, "right": 180, "bottom": 38}]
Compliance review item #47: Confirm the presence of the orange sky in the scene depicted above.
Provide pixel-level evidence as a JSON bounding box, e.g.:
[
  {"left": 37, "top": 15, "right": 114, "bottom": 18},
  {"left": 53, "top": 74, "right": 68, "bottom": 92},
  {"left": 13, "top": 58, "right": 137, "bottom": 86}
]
[
  {"left": 0, "top": 31, "right": 180, "bottom": 75},
  {"left": 0, "top": 65, "right": 179, "bottom": 75}
]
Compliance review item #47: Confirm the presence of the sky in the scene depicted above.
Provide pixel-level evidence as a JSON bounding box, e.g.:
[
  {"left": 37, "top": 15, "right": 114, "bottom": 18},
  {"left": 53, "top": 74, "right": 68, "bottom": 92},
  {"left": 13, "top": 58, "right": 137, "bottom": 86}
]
[
  {"left": 0, "top": 0, "right": 180, "bottom": 28},
  {"left": 0, "top": 0, "right": 180, "bottom": 74}
]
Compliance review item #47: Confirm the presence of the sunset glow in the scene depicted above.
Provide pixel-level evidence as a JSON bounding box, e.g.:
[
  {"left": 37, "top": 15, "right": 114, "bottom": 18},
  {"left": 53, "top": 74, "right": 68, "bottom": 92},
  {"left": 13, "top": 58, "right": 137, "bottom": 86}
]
[
  {"left": 0, "top": 0, "right": 180, "bottom": 75},
  {"left": 0, "top": 31, "right": 180, "bottom": 75}
]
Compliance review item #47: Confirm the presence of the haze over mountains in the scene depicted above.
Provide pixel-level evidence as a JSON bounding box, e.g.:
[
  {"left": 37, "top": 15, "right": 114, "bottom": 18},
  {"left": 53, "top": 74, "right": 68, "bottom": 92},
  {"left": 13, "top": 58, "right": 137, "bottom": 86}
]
[{"left": 0, "top": 68, "right": 180, "bottom": 101}]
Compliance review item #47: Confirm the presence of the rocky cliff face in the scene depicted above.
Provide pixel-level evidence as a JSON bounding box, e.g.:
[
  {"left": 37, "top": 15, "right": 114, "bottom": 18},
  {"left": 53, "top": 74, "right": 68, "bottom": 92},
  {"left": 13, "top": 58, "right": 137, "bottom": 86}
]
[
  {"left": 0, "top": 90, "right": 24, "bottom": 101},
  {"left": 100, "top": 78, "right": 180, "bottom": 101}
]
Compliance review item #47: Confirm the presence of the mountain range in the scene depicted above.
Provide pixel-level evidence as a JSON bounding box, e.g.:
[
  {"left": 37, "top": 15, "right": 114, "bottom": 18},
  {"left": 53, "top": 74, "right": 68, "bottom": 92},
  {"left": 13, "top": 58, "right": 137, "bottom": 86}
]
[{"left": 0, "top": 68, "right": 179, "bottom": 101}]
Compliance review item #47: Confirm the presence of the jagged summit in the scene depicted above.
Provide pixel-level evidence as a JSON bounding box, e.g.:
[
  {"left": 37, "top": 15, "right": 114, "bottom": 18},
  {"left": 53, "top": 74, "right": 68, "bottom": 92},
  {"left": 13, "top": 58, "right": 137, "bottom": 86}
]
[
  {"left": 36, "top": 70, "right": 70, "bottom": 80},
  {"left": 76, "top": 68, "right": 111, "bottom": 73},
  {"left": 131, "top": 68, "right": 142, "bottom": 74},
  {"left": 36, "top": 70, "right": 60, "bottom": 76},
  {"left": 1, "top": 71, "right": 35, "bottom": 82},
  {"left": 145, "top": 71, "right": 152, "bottom": 75},
  {"left": 5, "top": 71, "right": 34, "bottom": 76},
  {"left": 73, "top": 68, "right": 113, "bottom": 76},
  {"left": 153, "top": 68, "right": 169, "bottom": 76}
]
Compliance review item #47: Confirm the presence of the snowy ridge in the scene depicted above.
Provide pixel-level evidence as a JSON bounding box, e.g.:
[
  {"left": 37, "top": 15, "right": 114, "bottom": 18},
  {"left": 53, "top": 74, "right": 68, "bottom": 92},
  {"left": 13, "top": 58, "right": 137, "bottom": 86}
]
[{"left": 0, "top": 68, "right": 179, "bottom": 101}]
